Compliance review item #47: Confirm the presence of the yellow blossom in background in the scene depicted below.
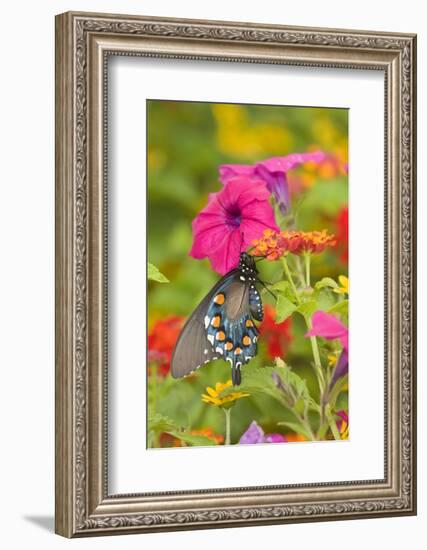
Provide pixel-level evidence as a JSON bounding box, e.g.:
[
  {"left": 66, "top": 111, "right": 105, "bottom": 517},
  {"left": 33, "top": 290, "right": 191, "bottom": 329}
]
[
  {"left": 312, "top": 114, "right": 338, "bottom": 148},
  {"left": 202, "top": 380, "right": 250, "bottom": 408},
  {"left": 147, "top": 147, "right": 166, "bottom": 171},
  {"left": 212, "top": 104, "right": 292, "bottom": 159},
  {"left": 333, "top": 275, "right": 349, "bottom": 295}
]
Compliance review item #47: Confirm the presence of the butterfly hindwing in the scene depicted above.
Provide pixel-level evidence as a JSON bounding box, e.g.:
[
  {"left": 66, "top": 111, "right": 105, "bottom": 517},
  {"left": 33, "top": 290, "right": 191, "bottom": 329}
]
[{"left": 205, "top": 274, "right": 259, "bottom": 385}]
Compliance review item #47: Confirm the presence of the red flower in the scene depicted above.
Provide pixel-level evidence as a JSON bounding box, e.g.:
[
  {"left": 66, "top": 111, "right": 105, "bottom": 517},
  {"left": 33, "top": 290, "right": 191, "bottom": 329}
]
[
  {"left": 189, "top": 177, "right": 279, "bottom": 275},
  {"left": 259, "top": 304, "right": 292, "bottom": 358},
  {"left": 335, "top": 206, "right": 348, "bottom": 264},
  {"left": 148, "top": 316, "right": 185, "bottom": 376}
]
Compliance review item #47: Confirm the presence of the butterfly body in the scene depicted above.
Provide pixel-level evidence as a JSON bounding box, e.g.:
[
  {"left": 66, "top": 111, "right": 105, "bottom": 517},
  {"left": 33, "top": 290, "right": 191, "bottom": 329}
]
[{"left": 171, "top": 253, "right": 263, "bottom": 386}]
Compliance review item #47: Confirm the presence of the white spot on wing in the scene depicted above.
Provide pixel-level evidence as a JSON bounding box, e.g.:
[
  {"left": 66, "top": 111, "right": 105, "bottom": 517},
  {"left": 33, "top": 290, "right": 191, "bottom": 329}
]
[
  {"left": 215, "top": 346, "right": 224, "bottom": 355},
  {"left": 204, "top": 316, "right": 210, "bottom": 329},
  {"left": 207, "top": 334, "right": 214, "bottom": 345}
]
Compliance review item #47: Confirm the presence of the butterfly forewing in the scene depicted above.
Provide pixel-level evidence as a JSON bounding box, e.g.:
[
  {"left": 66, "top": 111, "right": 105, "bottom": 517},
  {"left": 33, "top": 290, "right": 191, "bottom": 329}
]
[
  {"left": 170, "top": 271, "right": 238, "bottom": 378},
  {"left": 170, "top": 253, "right": 262, "bottom": 385}
]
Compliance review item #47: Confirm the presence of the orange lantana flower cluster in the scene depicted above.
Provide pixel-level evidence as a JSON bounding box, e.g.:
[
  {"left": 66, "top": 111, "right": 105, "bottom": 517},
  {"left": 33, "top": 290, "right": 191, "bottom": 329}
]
[{"left": 252, "top": 229, "right": 336, "bottom": 260}]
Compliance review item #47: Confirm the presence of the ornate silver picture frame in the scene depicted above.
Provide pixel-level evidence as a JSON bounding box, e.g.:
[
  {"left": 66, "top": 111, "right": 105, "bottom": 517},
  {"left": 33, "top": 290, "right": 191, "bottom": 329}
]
[{"left": 55, "top": 11, "right": 417, "bottom": 537}]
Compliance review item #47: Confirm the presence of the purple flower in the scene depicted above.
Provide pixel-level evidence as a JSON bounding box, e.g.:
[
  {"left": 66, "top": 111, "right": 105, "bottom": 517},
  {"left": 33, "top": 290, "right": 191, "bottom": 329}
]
[
  {"left": 220, "top": 151, "right": 326, "bottom": 215},
  {"left": 239, "top": 420, "right": 287, "bottom": 445},
  {"left": 189, "top": 176, "right": 279, "bottom": 275},
  {"left": 330, "top": 348, "right": 348, "bottom": 387}
]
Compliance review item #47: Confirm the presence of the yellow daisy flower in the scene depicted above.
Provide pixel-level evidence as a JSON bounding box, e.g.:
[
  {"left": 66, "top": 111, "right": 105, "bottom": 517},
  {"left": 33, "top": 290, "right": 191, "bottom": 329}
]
[
  {"left": 201, "top": 380, "right": 250, "bottom": 409},
  {"left": 333, "top": 275, "right": 349, "bottom": 295}
]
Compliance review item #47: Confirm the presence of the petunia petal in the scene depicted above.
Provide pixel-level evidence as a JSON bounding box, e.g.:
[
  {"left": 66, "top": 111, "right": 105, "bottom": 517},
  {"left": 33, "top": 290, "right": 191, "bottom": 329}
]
[
  {"left": 208, "top": 228, "right": 243, "bottom": 274},
  {"left": 220, "top": 176, "right": 271, "bottom": 210},
  {"left": 189, "top": 176, "right": 279, "bottom": 274},
  {"left": 189, "top": 217, "right": 230, "bottom": 259},
  {"left": 305, "top": 311, "right": 348, "bottom": 352},
  {"left": 256, "top": 151, "right": 327, "bottom": 174},
  {"left": 265, "top": 433, "right": 287, "bottom": 443},
  {"left": 219, "top": 164, "right": 256, "bottom": 183}
]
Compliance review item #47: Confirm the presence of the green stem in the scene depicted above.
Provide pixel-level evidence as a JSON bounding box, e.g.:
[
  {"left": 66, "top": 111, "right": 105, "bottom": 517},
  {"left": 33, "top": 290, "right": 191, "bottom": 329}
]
[
  {"left": 299, "top": 413, "right": 317, "bottom": 441},
  {"left": 294, "top": 255, "right": 307, "bottom": 288},
  {"left": 223, "top": 407, "right": 232, "bottom": 445},
  {"left": 281, "top": 256, "right": 301, "bottom": 305},
  {"left": 306, "top": 317, "right": 326, "bottom": 395},
  {"left": 282, "top": 255, "right": 325, "bottom": 393},
  {"left": 283, "top": 253, "right": 328, "bottom": 437},
  {"left": 304, "top": 253, "right": 311, "bottom": 287},
  {"left": 303, "top": 253, "right": 326, "bottom": 394},
  {"left": 326, "top": 406, "right": 341, "bottom": 441}
]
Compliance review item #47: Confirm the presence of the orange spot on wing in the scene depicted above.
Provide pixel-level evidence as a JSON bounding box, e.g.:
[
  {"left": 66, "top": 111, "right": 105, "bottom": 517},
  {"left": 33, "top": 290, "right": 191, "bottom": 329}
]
[
  {"left": 214, "top": 293, "right": 225, "bottom": 305},
  {"left": 234, "top": 347, "right": 242, "bottom": 355},
  {"left": 245, "top": 319, "right": 254, "bottom": 328},
  {"left": 243, "top": 335, "right": 251, "bottom": 346},
  {"left": 225, "top": 341, "right": 233, "bottom": 351},
  {"left": 216, "top": 331, "right": 225, "bottom": 341},
  {"left": 211, "top": 315, "right": 221, "bottom": 328}
]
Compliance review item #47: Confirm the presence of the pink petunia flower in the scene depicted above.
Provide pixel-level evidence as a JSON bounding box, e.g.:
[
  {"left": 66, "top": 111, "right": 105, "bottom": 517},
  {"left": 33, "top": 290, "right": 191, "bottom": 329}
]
[
  {"left": 305, "top": 310, "right": 348, "bottom": 385},
  {"left": 305, "top": 310, "right": 348, "bottom": 352},
  {"left": 220, "top": 151, "right": 326, "bottom": 215},
  {"left": 189, "top": 177, "right": 279, "bottom": 274}
]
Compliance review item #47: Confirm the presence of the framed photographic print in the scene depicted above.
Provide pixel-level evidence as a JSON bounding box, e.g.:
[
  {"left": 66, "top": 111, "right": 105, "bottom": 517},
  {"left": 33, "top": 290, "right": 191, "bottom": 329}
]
[{"left": 55, "top": 11, "right": 417, "bottom": 537}]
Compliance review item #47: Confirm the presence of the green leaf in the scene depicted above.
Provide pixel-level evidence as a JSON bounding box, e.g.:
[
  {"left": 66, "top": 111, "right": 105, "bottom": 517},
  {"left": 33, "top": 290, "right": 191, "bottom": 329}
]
[
  {"left": 277, "top": 421, "right": 312, "bottom": 440},
  {"left": 328, "top": 374, "right": 349, "bottom": 409},
  {"left": 315, "top": 289, "right": 336, "bottom": 311},
  {"left": 271, "top": 281, "right": 291, "bottom": 292},
  {"left": 296, "top": 300, "right": 317, "bottom": 318},
  {"left": 294, "top": 398, "right": 306, "bottom": 416},
  {"left": 270, "top": 280, "right": 295, "bottom": 301},
  {"left": 315, "top": 277, "right": 339, "bottom": 290},
  {"left": 328, "top": 299, "right": 348, "bottom": 317},
  {"left": 148, "top": 262, "right": 169, "bottom": 283},
  {"left": 275, "top": 294, "right": 297, "bottom": 323},
  {"left": 273, "top": 360, "right": 310, "bottom": 402},
  {"left": 221, "top": 366, "right": 280, "bottom": 399},
  {"left": 148, "top": 413, "right": 178, "bottom": 434},
  {"left": 168, "top": 431, "right": 218, "bottom": 446}
]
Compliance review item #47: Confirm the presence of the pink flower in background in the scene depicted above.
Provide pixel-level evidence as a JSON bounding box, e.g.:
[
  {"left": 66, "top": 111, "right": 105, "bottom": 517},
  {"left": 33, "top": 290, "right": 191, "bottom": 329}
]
[
  {"left": 190, "top": 177, "right": 279, "bottom": 274},
  {"left": 220, "top": 151, "right": 326, "bottom": 215},
  {"left": 305, "top": 310, "right": 348, "bottom": 352}
]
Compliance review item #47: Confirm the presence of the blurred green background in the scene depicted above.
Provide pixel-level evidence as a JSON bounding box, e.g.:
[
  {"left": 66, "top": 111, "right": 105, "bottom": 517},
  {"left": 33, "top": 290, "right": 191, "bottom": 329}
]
[{"left": 147, "top": 100, "right": 348, "bottom": 447}]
